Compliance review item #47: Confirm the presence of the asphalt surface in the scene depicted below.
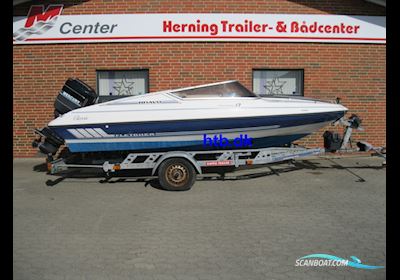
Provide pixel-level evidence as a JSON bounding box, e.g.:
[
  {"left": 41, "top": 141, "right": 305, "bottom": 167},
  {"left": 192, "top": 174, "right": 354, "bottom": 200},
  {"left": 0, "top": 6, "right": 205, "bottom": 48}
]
[{"left": 13, "top": 156, "right": 386, "bottom": 280}]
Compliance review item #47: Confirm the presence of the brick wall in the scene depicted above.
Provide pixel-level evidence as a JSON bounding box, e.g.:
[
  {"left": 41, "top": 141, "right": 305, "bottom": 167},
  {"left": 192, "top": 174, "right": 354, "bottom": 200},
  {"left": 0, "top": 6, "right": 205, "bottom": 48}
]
[{"left": 13, "top": 0, "right": 386, "bottom": 157}]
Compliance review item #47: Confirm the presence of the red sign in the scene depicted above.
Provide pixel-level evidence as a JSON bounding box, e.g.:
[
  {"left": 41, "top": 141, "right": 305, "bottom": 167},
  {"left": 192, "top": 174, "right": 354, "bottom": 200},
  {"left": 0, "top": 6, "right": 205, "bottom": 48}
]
[{"left": 25, "top": 5, "right": 63, "bottom": 28}]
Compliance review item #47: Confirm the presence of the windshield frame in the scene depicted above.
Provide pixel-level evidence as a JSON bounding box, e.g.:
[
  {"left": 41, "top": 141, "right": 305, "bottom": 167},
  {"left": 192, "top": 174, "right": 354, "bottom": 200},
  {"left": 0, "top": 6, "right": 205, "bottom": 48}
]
[{"left": 171, "top": 81, "right": 258, "bottom": 99}]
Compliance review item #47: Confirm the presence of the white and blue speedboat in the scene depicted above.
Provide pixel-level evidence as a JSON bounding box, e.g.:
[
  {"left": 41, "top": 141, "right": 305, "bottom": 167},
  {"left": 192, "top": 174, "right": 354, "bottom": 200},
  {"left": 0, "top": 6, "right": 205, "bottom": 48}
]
[{"left": 34, "top": 80, "right": 347, "bottom": 154}]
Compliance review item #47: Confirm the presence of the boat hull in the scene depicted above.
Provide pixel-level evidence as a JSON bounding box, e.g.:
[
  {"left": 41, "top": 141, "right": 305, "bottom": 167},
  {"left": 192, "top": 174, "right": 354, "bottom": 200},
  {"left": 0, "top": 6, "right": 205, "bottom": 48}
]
[{"left": 50, "top": 111, "right": 345, "bottom": 153}]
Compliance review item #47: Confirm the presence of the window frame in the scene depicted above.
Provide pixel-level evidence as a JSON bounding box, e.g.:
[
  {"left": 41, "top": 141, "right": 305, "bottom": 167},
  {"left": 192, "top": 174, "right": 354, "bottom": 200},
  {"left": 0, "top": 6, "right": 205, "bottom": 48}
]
[
  {"left": 252, "top": 68, "right": 304, "bottom": 97},
  {"left": 96, "top": 69, "right": 150, "bottom": 103}
]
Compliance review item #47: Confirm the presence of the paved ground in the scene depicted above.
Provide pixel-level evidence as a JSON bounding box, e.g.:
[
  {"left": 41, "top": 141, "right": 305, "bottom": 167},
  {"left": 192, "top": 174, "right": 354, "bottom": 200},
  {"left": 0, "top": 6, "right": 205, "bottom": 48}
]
[{"left": 13, "top": 156, "right": 386, "bottom": 280}]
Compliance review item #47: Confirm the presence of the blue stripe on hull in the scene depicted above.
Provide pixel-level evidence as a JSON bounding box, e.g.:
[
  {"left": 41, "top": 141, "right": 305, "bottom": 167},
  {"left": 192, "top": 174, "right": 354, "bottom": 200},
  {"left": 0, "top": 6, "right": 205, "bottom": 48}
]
[
  {"left": 67, "top": 134, "right": 309, "bottom": 152},
  {"left": 52, "top": 111, "right": 345, "bottom": 140}
]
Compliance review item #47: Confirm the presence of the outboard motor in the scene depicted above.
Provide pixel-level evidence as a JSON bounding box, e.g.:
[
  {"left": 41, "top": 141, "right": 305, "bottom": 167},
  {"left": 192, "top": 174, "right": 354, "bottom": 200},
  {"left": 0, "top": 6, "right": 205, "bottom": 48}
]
[
  {"left": 32, "top": 78, "right": 98, "bottom": 155},
  {"left": 54, "top": 78, "right": 97, "bottom": 117}
]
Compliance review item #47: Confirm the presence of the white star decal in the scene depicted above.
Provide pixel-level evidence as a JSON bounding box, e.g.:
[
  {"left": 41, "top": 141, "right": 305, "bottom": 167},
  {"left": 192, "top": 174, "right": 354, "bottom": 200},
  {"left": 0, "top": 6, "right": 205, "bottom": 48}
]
[
  {"left": 113, "top": 77, "right": 135, "bottom": 96},
  {"left": 263, "top": 78, "right": 287, "bottom": 95}
]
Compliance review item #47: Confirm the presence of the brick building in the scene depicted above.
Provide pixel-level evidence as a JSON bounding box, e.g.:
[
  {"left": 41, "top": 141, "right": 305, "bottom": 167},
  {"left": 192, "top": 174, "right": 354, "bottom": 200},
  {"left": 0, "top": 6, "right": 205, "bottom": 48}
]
[{"left": 13, "top": 0, "right": 386, "bottom": 157}]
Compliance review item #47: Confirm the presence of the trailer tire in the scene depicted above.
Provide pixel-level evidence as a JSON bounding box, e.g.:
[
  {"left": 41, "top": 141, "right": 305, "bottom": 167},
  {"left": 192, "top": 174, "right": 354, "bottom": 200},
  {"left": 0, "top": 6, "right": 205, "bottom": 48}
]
[{"left": 158, "top": 158, "right": 196, "bottom": 191}]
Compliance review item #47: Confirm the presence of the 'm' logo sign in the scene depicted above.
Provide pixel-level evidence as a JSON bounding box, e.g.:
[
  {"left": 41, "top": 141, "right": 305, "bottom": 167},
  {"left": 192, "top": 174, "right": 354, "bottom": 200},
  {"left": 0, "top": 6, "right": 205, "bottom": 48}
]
[{"left": 24, "top": 5, "right": 63, "bottom": 28}]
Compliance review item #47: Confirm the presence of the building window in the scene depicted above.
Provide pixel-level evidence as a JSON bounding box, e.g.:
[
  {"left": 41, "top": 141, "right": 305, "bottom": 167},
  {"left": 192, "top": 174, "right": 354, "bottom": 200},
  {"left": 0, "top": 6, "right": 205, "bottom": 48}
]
[
  {"left": 96, "top": 70, "right": 149, "bottom": 102},
  {"left": 253, "top": 69, "right": 304, "bottom": 96}
]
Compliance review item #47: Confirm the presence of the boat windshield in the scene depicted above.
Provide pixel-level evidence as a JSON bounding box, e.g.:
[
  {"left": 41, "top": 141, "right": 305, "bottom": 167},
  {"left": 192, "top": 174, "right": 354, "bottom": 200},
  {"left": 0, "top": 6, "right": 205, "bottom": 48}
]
[{"left": 172, "top": 81, "right": 257, "bottom": 98}]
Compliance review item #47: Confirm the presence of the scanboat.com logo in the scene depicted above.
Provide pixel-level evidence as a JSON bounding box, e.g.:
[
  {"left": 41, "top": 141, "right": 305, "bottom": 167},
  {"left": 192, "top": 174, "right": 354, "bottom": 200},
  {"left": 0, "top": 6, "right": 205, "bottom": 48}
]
[
  {"left": 295, "top": 254, "right": 384, "bottom": 270},
  {"left": 13, "top": 5, "right": 64, "bottom": 41}
]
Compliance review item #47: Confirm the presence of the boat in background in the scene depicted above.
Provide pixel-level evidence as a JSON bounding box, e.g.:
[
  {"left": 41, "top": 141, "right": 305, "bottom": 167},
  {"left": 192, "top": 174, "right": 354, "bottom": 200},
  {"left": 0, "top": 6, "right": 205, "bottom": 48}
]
[{"left": 33, "top": 79, "right": 347, "bottom": 155}]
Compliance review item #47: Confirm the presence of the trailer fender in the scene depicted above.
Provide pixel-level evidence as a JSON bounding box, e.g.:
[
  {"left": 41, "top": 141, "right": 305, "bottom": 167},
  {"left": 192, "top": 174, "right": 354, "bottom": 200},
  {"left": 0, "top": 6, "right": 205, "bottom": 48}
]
[{"left": 152, "top": 152, "right": 202, "bottom": 176}]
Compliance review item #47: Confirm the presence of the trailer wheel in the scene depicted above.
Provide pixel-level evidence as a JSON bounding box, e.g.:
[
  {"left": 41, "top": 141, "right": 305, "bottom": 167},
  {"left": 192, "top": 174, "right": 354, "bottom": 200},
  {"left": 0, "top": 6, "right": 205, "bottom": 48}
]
[{"left": 158, "top": 158, "right": 196, "bottom": 191}]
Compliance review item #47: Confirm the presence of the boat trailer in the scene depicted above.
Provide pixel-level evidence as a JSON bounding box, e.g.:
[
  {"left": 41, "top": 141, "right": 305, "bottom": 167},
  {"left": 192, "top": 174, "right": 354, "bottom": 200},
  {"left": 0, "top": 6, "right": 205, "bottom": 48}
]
[{"left": 44, "top": 115, "right": 386, "bottom": 191}]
